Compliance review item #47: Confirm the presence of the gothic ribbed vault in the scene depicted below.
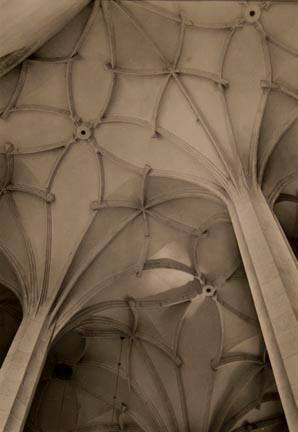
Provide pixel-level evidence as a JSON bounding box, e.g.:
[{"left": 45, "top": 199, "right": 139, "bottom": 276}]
[{"left": 0, "top": 1, "right": 298, "bottom": 431}]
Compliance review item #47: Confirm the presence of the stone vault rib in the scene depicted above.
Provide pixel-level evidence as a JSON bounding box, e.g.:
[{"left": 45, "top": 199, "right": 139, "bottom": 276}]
[{"left": 0, "top": 1, "right": 297, "bottom": 431}]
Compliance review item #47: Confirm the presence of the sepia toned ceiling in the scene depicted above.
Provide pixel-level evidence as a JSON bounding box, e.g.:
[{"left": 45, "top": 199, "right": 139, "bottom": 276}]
[{"left": 0, "top": 1, "right": 298, "bottom": 431}]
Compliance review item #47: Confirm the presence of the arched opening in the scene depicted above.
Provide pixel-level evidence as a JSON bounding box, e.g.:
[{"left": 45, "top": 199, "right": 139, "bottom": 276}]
[
  {"left": 25, "top": 330, "right": 87, "bottom": 432},
  {"left": 274, "top": 192, "right": 298, "bottom": 261},
  {"left": 0, "top": 283, "right": 22, "bottom": 368}
]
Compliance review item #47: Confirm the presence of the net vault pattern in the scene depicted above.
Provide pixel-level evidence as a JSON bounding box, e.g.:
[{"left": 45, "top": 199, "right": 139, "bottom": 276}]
[{"left": 1, "top": 1, "right": 298, "bottom": 431}]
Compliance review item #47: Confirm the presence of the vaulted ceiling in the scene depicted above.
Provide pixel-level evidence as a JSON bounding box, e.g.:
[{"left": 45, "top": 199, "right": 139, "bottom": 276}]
[{"left": 0, "top": 1, "right": 298, "bottom": 431}]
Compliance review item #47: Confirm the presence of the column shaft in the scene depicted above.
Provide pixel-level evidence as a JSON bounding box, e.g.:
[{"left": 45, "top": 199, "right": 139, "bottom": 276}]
[
  {"left": 228, "top": 185, "right": 298, "bottom": 431},
  {"left": 0, "top": 311, "right": 52, "bottom": 432}
]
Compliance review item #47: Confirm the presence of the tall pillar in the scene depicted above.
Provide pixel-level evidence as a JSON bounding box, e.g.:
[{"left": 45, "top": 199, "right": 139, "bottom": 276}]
[
  {"left": 0, "top": 309, "right": 53, "bottom": 432},
  {"left": 227, "top": 184, "right": 298, "bottom": 431}
]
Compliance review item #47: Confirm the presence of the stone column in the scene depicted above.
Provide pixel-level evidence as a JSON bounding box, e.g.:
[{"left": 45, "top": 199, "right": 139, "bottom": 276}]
[
  {"left": 227, "top": 184, "right": 298, "bottom": 432},
  {"left": 0, "top": 308, "right": 53, "bottom": 432}
]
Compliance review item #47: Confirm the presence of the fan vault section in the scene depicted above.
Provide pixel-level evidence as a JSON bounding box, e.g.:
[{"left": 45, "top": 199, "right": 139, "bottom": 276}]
[{"left": 0, "top": 1, "right": 297, "bottom": 431}]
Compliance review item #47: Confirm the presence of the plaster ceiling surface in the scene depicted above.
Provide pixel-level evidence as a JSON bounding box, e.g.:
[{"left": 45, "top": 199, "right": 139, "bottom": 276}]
[{"left": 0, "top": 0, "right": 298, "bottom": 431}]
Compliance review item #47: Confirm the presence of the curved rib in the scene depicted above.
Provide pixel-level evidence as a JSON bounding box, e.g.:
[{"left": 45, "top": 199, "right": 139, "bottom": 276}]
[
  {"left": 267, "top": 170, "right": 298, "bottom": 207},
  {"left": 249, "top": 22, "right": 272, "bottom": 184},
  {"left": 180, "top": 68, "right": 229, "bottom": 85},
  {"left": 0, "top": 241, "right": 28, "bottom": 309},
  {"left": 94, "top": 135, "right": 143, "bottom": 174},
  {"left": 105, "top": 65, "right": 168, "bottom": 77},
  {"left": 7, "top": 194, "right": 38, "bottom": 309},
  {"left": 222, "top": 393, "right": 281, "bottom": 432},
  {"left": 39, "top": 203, "right": 52, "bottom": 307},
  {"left": 50, "top": 211, "right": 141, "bottom": 318},
  {"left": 28, "top": 54, "right": 78, "bottom": 64},
  {"left": 112, "top": 0, "right": 168, "bottom": 65},
  {"left": 56, "top": 264, "right": 197, "bottom": 337},
  {"left": 146, "top": 209, "right": 208, "bottom": 237},
  {"left": 136, "top": 212, "right": 150, "bottom": 277},
  {"left": 70, "top": 0, "right": 99, "bottom": 57},
  {"left": 93, "top": 0, "right": 117, "bottom": 125},
  {"left": 7, "top": 184, "right": 54, "bottom": 202},
  {"left": 172, "top": 73, "right": 237, "bottom": 184},
  {"left": 135, "top": 332, "right": 182, "bottom": 366},
  {"left": 217, "top": 297, "right": 259, "bottom": 328},
  {"left": 135, "top": 341, "right": 179, "bottom": 432},
  {"left": 128, "top": 0, "right": 240, "bottom": 30},
  {"left": 275, "top": 80, "right": 298, "bottom": 102},
  {"left": 97, "top": 115, "right": 228, "bottom": 186},
  {"left": 212, "top": 299, "right": 225, "bottom": 368},
  {"left": 4, "top": 138, "right": 70, "bottom": 156},
  {"left": 77, "top": 360, "right": 166, "bottom": 432},
  {"left": 145, "top": 190, "right": 222, "bottom": 208},
  {"left": 173, "top": 15, "right": 185, "bottom": 68},
  {"left": 9, "top": 104, "right": 71, "bottom": 119},
  {"left": 258, "top": 108, "right": 298, "bottom": 183},
  {"left": 65, "top": 0, "right": 99, "bottom": 122},
  {"left": 212, "top": 353, "right": 263, "bottom": 370},
  {"left": 267, "top": 31, "right": 298, "bottom": 57},
  {"left": 211, "top": 365, "right": 264, "bottom": 432},
  {"left": 1, "top": 62, "right": 28, "bottom": 119},
  {"left": 276, "top": 193, "right": 298, "bottom": 204},
  {"left": 144, "top": 258, "right": 194, "bottom": 275}
]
